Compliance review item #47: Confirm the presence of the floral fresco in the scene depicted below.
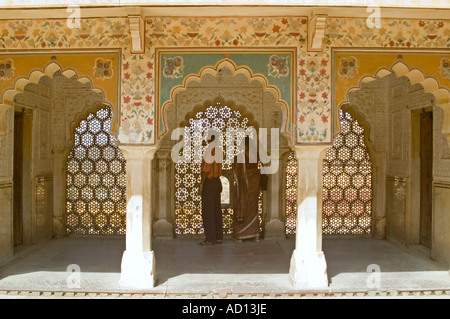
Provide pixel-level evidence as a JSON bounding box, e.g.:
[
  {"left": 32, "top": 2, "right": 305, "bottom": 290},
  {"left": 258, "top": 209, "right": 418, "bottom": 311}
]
[
  {"left": 0, "top": 58, "right": 14, "bottom": 80},
  {"left": 338, "top": 56, "right": 359, "bottom": 79},
  {"left": 268, "top": 55, "right": 289, "bottom": 78},
  {"left": 162, "top": 56, "right": 184, "bottom": 79},
  {"left": 0, "top": 15, "right": 448, "bottom": 145},
  {"left": 440, "top": 57, "right": 450, "bottom": 80},
  {"left": 93, "top": 57, "right": 113, "bottom": 80}
]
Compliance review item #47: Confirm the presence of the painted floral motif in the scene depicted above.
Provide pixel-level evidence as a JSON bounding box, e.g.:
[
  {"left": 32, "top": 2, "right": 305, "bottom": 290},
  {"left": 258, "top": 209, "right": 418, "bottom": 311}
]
[
  {"left": 440, "top": 58, "right": 450, "bottom": 80},
  {"left": 0, "top": 58, "right": 14, "bottom": 80},
  {"left": 268, "top": 55, "right": 289, "bottom": 78},
  {"left": 93, "top": 58, "right": 113, "bottom": 80},
  {"left": 418, "top": 20, "right": 445, "bottom": 40},
  {"left": 297, "top": 52, "right": 330, "bottom": 143},
  {"left": 147, "top": 17, "right": 307, "bottom": 47},
  {"left": 162, "top": 56, "right": 184, "bottom": 79},
  {"left": 0, "top": 16, "right": 447, "bottom": 145},
  {"left": 338, "top": 56, "right": 359, "bottom": 78}
]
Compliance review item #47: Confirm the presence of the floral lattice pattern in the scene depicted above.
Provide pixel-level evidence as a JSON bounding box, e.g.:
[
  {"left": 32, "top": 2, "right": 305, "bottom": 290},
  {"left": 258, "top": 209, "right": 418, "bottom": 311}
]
[
  {"left": 285, "top": 150, "right": 298, "bottom": 234},
  {"left": 175, "top": 100, "right": 256, "bottom": 235},
  {"left": 66, "top": 107, "right": 126, "bottom": 235},
  {"left": 322, "top": 110, "right": 372, "bottom": 235}
]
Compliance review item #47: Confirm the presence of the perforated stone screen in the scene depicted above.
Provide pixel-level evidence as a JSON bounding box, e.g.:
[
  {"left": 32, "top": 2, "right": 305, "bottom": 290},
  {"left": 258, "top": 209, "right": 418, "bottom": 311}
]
[
  {"left": 285, "top": 150, "right": 298, "bottom": 234},
  {"left": 66, "top": 107, "right": 126, "bottom": 235},
  {"left": 174, "top": 100, "right": 262, "bottom": 235},
  {"left": 322, "top": 111, "right": 372, "bottom": 235}
]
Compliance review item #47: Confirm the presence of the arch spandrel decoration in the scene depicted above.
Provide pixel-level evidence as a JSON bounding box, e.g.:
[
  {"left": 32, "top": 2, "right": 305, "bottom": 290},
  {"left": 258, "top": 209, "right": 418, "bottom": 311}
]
[
  {"left": 157, "top": 58, "right": 292, "bottom": 149},
  {"left": 337, "top": 60, "right": 450, "bottom": 147},
  {"left": 0, "top": 61, "right": 117, "bottom": 139}
]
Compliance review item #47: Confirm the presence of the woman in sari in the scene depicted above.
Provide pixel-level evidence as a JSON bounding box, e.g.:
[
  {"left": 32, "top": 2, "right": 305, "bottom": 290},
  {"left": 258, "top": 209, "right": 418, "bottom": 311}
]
[{"left": 232, "top": 138, "right": 261, "bottom": 242}]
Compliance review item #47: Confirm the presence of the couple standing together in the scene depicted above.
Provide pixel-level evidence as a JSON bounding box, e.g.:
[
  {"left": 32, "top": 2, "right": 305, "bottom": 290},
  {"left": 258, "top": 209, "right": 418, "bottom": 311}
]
[{"left": 199, "top": 136, "right": 261, "bottom": 246}]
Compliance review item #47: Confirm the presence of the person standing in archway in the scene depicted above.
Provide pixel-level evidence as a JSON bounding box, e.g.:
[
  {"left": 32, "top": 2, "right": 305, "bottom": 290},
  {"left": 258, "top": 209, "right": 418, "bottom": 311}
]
[
  {"left": 232, "top": 136, "right": 261, "bottom": 242},
  {"left": 199, "top": 134, "right": 223, "bottom": 245}
]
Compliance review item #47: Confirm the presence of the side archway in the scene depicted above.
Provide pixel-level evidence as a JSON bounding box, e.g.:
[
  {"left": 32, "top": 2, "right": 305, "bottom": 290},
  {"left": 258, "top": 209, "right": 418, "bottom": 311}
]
[
  {"left": 0, "top": 60, "right": 119, "bottom": 241},
  {"left": 334, "top": 60, "right": 450, "bottom": 266}
]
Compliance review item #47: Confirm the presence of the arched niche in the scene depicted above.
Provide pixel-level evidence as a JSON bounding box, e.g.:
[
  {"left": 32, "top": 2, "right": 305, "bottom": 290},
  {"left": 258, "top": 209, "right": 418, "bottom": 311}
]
[
  {"left": 0, "top": 60, "right": 116, "bottom": 242},
  {"left": 152, "top": 59, "right": 293, "bottom": 238},
  {"left": 338, "top": 60, "right": 450, "bottom": 148},
  {"left": 157, "top": 59, "right": 292, "bottom": 151},
  {"left": 335, "top": 60, "right": 450, "bottom": 267}
]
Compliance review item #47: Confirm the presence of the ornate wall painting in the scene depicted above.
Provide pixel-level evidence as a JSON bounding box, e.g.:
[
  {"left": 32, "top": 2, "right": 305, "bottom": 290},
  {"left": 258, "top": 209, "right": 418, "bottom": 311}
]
[
  {"left": 0, "top": 51, "right": 121, "bottom": 133},
  {"left": 156, "top": 49, "right": 296, "bottom": 140},
  {"left": 332, "top": 50, "right": 450, "bottom": 136}
]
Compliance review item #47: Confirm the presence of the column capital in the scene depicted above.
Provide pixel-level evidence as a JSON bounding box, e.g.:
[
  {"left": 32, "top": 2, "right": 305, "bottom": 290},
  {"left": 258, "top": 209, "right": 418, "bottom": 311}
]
[
  {"left": 118, "top": 144, "right": 157, "bottom": 161},
  {"left": 294, "top": 145, "right": 330, "bottom": 160}
]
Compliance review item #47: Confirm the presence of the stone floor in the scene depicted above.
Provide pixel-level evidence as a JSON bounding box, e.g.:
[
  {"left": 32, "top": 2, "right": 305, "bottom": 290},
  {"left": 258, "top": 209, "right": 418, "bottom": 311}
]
[{"left": 0, "top": 236, "right": 449, "bottom": 298}]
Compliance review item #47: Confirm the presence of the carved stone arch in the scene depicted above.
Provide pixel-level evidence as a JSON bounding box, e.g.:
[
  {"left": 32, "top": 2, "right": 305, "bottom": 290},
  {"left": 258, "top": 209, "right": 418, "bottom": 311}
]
[
  {"left": 153, "top": 59, "right": 293, "bottom": 238},
  {"left": 157, "top": 58, "right": 293, "bottom": 152},
  {"left": 0, "top": 61, "right": 115, "bottom": 137},
  {"left": 64, "top": 101, "right": 115, "bottom": 159},
  {"left": 339, "top": 60, "right": 450, "bottom": 147},
  {"left": 339, "top": 102, "right": 376, "bottom": 160},
  {"left": 0, "top": 60, "right": 121, "bottom": 238},
  {"left": 335, "top": 60, "right": 450, "bottom": 240},
  {"left": 180, "top": 95, "right": 259, "bottom": 131}
]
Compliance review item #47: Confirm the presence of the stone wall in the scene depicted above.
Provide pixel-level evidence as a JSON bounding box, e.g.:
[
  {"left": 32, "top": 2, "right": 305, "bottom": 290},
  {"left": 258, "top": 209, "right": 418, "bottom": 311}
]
[
  {"left": 347, "top": 72, "right": 450, "bottom": 266},
  {"left": 0, "top": 69, "right": 104, "bottom": 266}
]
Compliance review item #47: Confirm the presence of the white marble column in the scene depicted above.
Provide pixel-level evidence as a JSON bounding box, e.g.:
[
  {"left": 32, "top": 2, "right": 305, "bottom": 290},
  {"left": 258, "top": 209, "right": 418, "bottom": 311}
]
[
  {"left": 153, "top": 150, "right": 174, "bottom": 238},
  {"left": 289, "top": 145, "right": 329, "bottom": 290},
  {"left": 119, "top": 145, "right": 156, "bottom": 289}
]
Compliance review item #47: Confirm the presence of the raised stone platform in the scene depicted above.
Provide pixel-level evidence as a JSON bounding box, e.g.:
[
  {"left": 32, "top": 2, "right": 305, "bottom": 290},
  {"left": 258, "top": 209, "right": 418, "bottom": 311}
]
[{"left": 0, "top": 236, "right": 449, "bottom": 298}]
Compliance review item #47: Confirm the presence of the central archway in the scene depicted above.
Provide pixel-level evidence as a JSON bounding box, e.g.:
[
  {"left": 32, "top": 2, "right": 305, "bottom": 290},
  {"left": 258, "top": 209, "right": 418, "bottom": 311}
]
[
  {"left": 153, "top": 58, "right": 293, "bottom": 238},
  {"left": 174, "top": 96, "right": 261, "bottom": 236}
]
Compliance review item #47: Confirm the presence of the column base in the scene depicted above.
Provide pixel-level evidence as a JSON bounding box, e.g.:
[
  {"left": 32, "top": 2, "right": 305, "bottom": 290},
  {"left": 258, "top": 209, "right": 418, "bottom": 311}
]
[
  {"left": 119, "top": 250, "right": 155, "bottom": 289},
  {"left": 264, "top": 219, "right": 286, "bottom": 239},
  {"left": 153, "top": 219, "right": 174, "bottom": 239},
  {"left": 53, "top": 216, "right": 65, "bottom": 239},
  {"left": 289, "top": 249, "right": 329, "bottom": 290}
]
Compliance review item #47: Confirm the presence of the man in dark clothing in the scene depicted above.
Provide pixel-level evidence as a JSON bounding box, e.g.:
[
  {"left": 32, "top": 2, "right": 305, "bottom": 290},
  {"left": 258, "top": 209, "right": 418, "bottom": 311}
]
[{"left": 199, "top": 135, "right": 223, "bottom": 246}]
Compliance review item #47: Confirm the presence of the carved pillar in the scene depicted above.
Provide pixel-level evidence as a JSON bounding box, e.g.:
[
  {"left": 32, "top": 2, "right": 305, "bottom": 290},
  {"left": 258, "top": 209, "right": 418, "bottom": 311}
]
[
  {"left": 52, "top": 148, "right": 66, "bottom": 238},
  {"left": 153, "top": 150, "right": 174, "bottom": 238},
  {"left": 289, "top": 145, "right": 329, "bottom": 290},
  {"left": 119, "top": 145, "right": 156, "bottom": 289},
  {"left": 264, "top": 149, "right": 289, "bottom": 238},
  {"left": 372, "top": 152, "right": 387, "bottom": 239}
]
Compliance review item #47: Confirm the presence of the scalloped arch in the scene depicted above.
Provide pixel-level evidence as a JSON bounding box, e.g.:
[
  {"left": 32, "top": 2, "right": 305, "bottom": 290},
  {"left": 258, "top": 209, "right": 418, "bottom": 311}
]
[
  {"left": 340, "top": 60, "right": 450, "bottom": 144},
  {"left": 0, "top": 61, "right": 111, "bottom": 136},
  {"left": 179, "top": 95, "right": 259, "bottom": 131},
  {"left": 159, "top": 58, "right": 291, "bottom": 142}
]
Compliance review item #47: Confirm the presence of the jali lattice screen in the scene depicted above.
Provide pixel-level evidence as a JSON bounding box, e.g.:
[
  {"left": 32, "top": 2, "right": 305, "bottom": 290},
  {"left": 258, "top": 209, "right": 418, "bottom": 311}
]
[
  {"left": 174, "top": 100, "right": 260, "bottom": 235},
  {"left": 285, "top": 150, "right": 298, "bottom": 234},
  {"left": 322, "top": 110, "right": 372, "bottom": 234},
  {"left": 66, "top": 107, "right": 126, "bottom": 235}
]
